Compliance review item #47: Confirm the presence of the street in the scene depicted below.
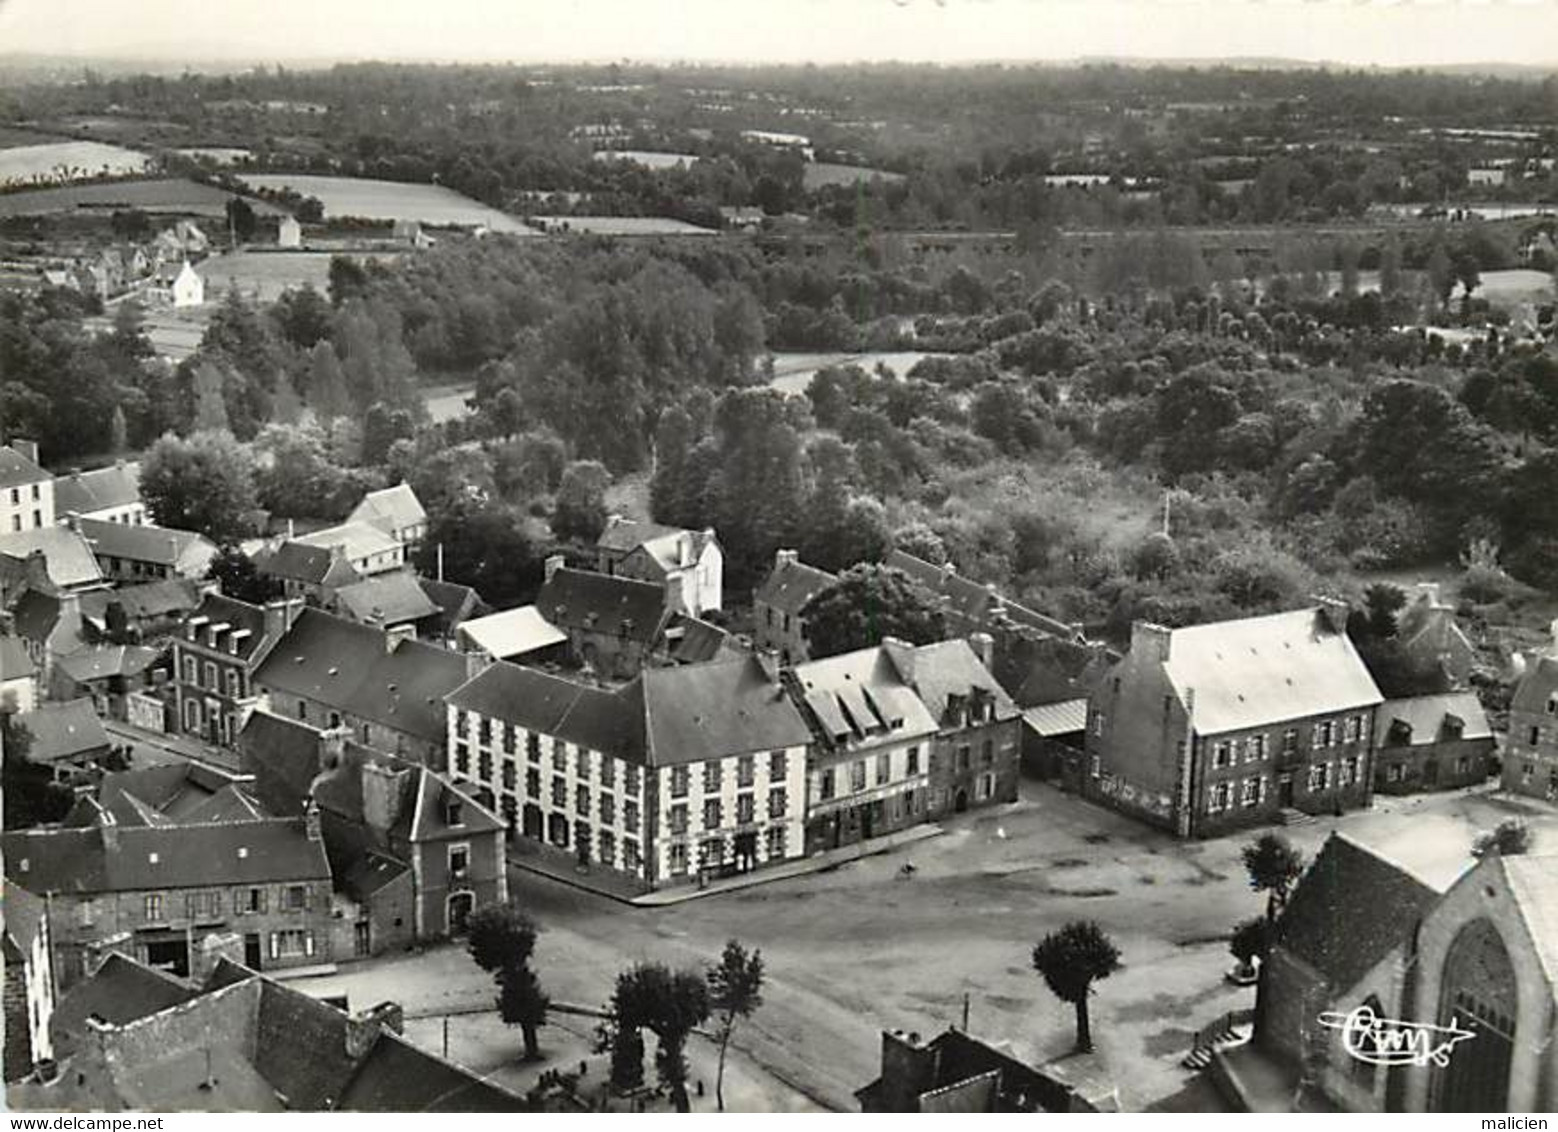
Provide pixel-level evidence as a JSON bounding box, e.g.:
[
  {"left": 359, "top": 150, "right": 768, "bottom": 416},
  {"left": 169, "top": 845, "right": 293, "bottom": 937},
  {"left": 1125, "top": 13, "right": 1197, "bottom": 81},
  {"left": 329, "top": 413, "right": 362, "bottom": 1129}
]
[{"left": 292, "top": 777, "right": 1558, "bottom": 1112}]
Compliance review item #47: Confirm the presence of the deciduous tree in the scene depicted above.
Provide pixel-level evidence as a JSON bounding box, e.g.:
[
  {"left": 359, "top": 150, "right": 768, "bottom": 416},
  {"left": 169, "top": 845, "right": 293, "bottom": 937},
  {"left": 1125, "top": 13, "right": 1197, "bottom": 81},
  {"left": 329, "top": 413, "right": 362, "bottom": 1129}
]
[{"left": 1030, "top": 921, "right": 1121, "bottom": 1054}]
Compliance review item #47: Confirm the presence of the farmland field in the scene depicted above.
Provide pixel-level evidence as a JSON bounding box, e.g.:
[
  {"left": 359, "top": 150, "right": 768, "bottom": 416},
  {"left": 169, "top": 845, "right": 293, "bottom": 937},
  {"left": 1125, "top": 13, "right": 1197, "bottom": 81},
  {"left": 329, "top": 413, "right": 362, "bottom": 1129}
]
[
  {"left": 592, "top": 150, "right": 698, "bottom": 169},
  {"left": 529, "top": 215, "right": 716, "bottom": 236},
  {"left": 0, "top": 177, "right": 284, "bottom": 218},
  {"left": 239, "top": 174, "right": 539, "bottom": 232},
  {"left": 765, "top": 350, "right": 951, "bottom": 396},
  {"left": 197, "top": 250, "right": 399, "bottom": 302},
  {"left": 0, "top": 141, "right": 150, "bottom": 186},
  {"left": 0, "top": 126, "right": 66, "bottom": 148},
  {"left": 1470, "top": 267, "right": 1556, "bottom": 308},
  {"left": 801, "top": 162, "right": 905, "bottom": 190}
]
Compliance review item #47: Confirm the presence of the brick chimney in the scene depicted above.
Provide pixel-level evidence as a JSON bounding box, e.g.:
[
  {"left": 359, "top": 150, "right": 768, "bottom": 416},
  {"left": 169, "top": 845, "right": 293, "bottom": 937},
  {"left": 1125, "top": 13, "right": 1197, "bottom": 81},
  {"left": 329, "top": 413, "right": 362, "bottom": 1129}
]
[
  {"left": 774, "top": 548, "right": 799, "bottom": 571},
  {"left": 304, "top": 799, "right": 322, "bottom": 842}
]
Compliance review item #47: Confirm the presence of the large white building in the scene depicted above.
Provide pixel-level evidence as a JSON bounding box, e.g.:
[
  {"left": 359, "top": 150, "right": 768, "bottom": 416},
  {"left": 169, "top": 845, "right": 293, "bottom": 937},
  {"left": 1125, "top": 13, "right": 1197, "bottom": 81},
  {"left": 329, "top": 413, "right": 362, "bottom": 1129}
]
[{"left": 445, "top": 655, "right": 811, "bottom": 887}]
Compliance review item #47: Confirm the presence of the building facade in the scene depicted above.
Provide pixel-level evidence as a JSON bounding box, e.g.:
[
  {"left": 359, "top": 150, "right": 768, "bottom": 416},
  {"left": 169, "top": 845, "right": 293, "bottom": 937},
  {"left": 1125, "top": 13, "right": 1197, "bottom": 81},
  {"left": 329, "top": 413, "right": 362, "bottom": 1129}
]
[
  {"left": 596, "top": 516, "right": 723, "bottom": 616},
  {"left": 752, "top": 549, "right": 834, "bottom": 665},
  {"left": 446, "top": 656, "right": 812, "bottom": 888},
  {"left": 1373, "top": 692, "right": 1496, "bottom": 794},
  {"left": 789, "top": 644, "right": 940, "bottom": 854},
  {"left": 171, "top": 594, "right": 300, "bottom": 747},
  {"left": 2, "top": 817, "right": 334, "bottom": 990},
  {"left": 1, "top": 441, "right": 54, "bottom": 535},
  {"left": 1502, "top": 644, "right": 1558, "bottom": 802},
  {"left": 1085, "top": 606, "right": 1383, "bottom": 838}
]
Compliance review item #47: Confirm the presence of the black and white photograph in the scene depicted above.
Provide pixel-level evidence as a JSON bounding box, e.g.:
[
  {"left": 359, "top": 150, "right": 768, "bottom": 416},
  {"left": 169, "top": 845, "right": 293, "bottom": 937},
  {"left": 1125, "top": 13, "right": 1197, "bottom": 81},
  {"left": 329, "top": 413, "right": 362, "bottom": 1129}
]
[{"left": 1, "top": 0, "right": 1557, "bottom": 1118}]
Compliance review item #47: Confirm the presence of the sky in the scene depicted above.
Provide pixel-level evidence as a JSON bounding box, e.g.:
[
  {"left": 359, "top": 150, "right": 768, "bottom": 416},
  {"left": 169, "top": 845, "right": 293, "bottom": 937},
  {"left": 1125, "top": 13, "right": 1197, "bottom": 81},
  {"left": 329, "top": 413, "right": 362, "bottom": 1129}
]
[{"left": 1, "top": 0, "right": 1556, "bottom": 69}]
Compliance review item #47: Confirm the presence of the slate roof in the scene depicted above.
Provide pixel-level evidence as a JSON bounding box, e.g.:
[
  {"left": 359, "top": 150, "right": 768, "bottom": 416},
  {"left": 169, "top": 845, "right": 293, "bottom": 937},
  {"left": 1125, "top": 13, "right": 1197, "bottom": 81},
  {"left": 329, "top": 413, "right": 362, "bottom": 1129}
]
[
  {"left": 3, "top": 882, "right": 47, "bottom": 954},
  {"left": 536, "top": 566, "right": 669, "bottom": 644},
  {"left": 258, "top": 540, "right": 362, "bottom": 588},
  {"left": 76, "top": 517, "right": 215, "bottom": 568},
  {"left": 1500, "top": 853, "right": 1558, "bottom": 988},
  {"left": 340, "top": 852, "right": 410, "bottom": 902},
  {"left": 78, "top": 578, "right": 202, "bottom": 626},
  {"left": 791, "top": 644, "right": 941, "bottom": 750},
  {"left": 235, "top": 709, "right": 323, "bottom": 816},
  {"left": 457, "top": 605, "right": 568, "bottom": 659},
  {"left": 14, "top": 698, "right": 110, "bottom": 764},
  {"left": 637, "top": 657, "right": 812, "bottom": 765},
  {"left": 597, "top": 516, "right": 697, "bottom": 555},
  {"left": 420, "top": 578, "right": 487, "bottom": 635},
  {"left": 1157, "top": 607, "right": 1383, "bottom": 736},
  {"left": 53, "top": 462, "right": 142, "bottom": 516},
  {"left": 294, "top": 521, "right": 402, "bottom": 563},
  {"left": 885, "top": 548, "right": 1078, "bottom": 639},
  {"left": 1511, "top": 655, "right": 1558, "bottom": 715},
  {"left": 252, "top": 608, "right": 471, "bottom": 744},
  {"left": 54, "top": 644, "right": 159, "bottom": 684},
  {"left": 1375, "top": 692, "right": 1493, "bottom": 748},
  {"left": 755, "top": 556, "right": 835, "bottom": 614},
  {"left": 333, "top": 571, "right": 440, "bottom": 627},
  {"left": 0, "top": 444, "right": 49, "bottom": 490},
  {"left": 49, "top": 952, "right": 197, "bottom": 1059},
  {"left": 0, "top": 527, "right": 105, "bottom": 588},
  {"left": 1274, "top": 832, "right": 1444, "bottom": 991},
  {"left": 0, "top": 633, "right": 36, "bottom": 681},
  {"left": 885, "top": 637, "right": 1019, "bottom": 728},
  {"left": 2, "top": 817, "right": 330, "bottom": 895},
  {"left": 347, "top": 483, "right": 426, "bottom": 536},
  {"left": 449, "top": 661, "right": 637, "bottom": 758},
  {"left": 335, "top": 1030, "right": 524, "bottom": 1111},
  {"left": 183, "top": 591, "right": 279, "bottom": 664},
  {"left": 662, "top": 614, "right": 741, "bottom": 665},
  {"left": 451, "top": 655, "right": 809, "bottom": 766}
]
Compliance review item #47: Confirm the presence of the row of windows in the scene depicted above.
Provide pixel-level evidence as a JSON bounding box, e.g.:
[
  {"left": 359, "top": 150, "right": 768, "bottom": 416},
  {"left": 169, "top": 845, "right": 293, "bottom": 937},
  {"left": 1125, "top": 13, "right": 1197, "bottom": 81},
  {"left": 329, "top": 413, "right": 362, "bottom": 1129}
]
[
  {"left": 1205, "top": 758, "right": 1362, "bottom": 814},
  {"left": 668, "top": 828, "right": 787, "bottom": 875},
  {"left": 669, "top": 751, "right": 789, "bottom": 797},
  {"left": 537, "top": 813, "right": 642, "bottom": 872},
  {"left": 181, "top": 654, "right": 243, "bottom": 699},
  {"left": 1208, "top": 716, "right": 1368, "bottom": 769},
  {"left": 134, "top": 884, "right": 312, "bottom": 924},
  {"left": 818, "top": 748, "right": 920, "bottom": 802},
  {"left": 104, "top": 555, "right": 168, "bottom": 579},
  {"left": 6, "top": 484, "right": 42, "bottom": 505},
  {"left": 9, "top": 510, "right": 45, "bottom": 532},
  {"left": 452, "top": 723, "right": 648, "bottom": 793},
  {"left": 1384, "top": 757, "right": 1475, "bottom": 783},
  {"left": 667, "top": 788, "right": 786, "bottom": 835}
]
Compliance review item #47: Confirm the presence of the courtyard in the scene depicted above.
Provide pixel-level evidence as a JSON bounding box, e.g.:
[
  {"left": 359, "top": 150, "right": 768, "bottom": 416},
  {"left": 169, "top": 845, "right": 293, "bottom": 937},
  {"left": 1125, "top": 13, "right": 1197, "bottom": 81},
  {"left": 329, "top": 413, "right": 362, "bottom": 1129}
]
[{"left": 293, "top": 778, "right": 1558, "bottom": 1112}]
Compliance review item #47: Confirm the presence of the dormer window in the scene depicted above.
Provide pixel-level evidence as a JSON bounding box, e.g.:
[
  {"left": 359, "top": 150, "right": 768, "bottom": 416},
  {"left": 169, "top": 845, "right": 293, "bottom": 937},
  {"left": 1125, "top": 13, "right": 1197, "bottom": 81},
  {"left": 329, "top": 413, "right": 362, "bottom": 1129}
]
[{"left": 445, "top": 799, "right": 464, "bottom": 827}]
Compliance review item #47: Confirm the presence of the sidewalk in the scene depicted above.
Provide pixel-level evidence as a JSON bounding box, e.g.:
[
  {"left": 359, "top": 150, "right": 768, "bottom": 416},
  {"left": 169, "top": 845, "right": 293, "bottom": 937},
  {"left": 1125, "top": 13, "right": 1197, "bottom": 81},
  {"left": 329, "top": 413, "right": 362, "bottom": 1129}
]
[
  {"left": 509, "top": 823, "right": 944, "bottom": 906},
  {"left": 103, "top": 718, "right": 240, "bottom": 772}
]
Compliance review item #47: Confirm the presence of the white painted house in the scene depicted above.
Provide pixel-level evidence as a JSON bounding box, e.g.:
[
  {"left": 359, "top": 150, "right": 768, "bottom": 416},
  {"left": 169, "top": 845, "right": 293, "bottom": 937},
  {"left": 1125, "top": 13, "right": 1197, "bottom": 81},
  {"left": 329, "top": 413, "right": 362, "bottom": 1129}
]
[{"left": 172, "top": 261, "right": 205, "bottom": 308}]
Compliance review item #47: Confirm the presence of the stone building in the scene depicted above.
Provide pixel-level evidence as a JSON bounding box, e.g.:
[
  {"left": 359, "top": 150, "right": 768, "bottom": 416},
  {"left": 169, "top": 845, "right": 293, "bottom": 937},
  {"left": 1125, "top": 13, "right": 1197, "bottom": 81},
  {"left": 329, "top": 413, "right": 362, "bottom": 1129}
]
[{"left": 1085, "top": 604, "right": 1383, "bottom": 837}]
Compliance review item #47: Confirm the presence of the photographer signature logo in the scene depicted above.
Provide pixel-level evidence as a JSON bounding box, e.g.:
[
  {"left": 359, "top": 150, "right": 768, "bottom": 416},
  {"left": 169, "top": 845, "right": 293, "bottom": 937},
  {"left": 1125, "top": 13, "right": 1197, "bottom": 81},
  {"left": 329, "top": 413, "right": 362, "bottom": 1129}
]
[{"left": 1317, "top": 1004, "right": 1475, "bottom": 1068}]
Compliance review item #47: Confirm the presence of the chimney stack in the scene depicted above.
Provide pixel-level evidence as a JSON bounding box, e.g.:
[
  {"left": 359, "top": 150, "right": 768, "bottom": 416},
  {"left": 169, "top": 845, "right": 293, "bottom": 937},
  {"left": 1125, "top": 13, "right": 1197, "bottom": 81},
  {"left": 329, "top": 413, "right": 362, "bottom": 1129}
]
[
  {"left": 969, "top": 631, "right": 994, "bottom": 671},
  {"left": 1312, "top": 595, "right": 1351, "bottom": 636},
  {"left": 1130, "top": 621, "right": 1173, "bottom": 663},
  {"left": 775, "top": 548, "right": 798, "bottom": 571},
  {"left": 304, "top": 799, "right": 322, "bottom": 842},
  {"left": 544, "top": 554, "right": 565, "bottom": 583}
]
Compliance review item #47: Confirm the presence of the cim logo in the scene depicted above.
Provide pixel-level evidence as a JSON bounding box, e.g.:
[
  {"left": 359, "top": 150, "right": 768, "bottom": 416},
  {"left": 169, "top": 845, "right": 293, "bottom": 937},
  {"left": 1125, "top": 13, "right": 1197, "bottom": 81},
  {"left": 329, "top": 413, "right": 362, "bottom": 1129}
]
[{"left": 1318, "top": 1004, "right": 1476, "bottom": 1069}]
